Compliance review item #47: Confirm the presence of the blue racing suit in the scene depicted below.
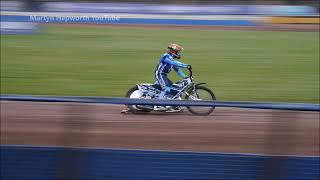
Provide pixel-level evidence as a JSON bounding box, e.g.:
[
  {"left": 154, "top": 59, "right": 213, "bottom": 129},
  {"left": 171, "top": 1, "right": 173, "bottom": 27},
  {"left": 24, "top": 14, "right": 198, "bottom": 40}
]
[{"left": 155, "top": 53, "right": 188, "bottom": 98}]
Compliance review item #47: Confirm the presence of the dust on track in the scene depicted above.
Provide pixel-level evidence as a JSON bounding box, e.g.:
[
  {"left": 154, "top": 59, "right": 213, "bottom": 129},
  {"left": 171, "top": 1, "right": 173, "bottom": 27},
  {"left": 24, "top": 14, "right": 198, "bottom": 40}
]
[{"left": 1, "top": 101, "right": 319, "bottom": 156}]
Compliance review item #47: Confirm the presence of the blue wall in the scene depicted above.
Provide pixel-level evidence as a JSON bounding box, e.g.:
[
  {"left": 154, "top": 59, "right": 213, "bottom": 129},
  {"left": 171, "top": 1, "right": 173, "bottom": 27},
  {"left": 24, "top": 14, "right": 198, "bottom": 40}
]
[
  {"left": 1, "top": 15, "right": 257, "bottom": 26},
  {"left": 1, "top": 145, "right": 319, "bottom": 180}
]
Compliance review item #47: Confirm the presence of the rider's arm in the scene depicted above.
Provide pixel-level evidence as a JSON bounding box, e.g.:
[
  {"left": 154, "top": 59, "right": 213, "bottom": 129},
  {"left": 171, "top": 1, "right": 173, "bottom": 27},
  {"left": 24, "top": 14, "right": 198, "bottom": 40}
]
[
  {"left": 163, "top": 57, "right": 188, "bottom": 68},
  {"left": 173, "top": 66, "right": 187, "bottom": 78}
]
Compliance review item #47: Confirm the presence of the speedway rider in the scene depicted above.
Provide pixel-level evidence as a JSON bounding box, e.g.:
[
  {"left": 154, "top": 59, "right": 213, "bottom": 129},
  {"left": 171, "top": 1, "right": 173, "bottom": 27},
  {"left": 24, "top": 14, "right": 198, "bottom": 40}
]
[
  {"left": 154, "top": 43, "right": 190, "bottom": 111},
  {"left": 121, "top": 43, "right": 190, "bottom": 113}
]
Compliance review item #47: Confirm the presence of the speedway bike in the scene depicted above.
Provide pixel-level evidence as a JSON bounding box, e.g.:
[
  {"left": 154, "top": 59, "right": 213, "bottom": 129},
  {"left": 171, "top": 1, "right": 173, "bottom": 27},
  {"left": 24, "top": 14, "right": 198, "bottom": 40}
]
[{"left": 125, "top": 66, "right": 216, "bottom": 115}]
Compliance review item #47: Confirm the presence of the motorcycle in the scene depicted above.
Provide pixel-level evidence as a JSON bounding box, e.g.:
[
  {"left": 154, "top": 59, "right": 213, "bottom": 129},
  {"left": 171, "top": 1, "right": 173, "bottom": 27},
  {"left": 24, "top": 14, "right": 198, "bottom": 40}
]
[{"left": 125, "top": 66, "right": 216, "bottom": 115}]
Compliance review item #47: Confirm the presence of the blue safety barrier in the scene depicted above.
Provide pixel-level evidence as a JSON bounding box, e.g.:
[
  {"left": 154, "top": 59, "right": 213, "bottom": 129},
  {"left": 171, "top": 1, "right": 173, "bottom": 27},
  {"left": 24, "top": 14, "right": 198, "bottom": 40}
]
[
  {"left": 1, "top": 15, "right": 257, "bottom": 26},
  {"left": 1, "top": 94, "right": 319, "bottom": 111},
  {"left": 1, "top": 145, "right": 319, "bottom": 180}
]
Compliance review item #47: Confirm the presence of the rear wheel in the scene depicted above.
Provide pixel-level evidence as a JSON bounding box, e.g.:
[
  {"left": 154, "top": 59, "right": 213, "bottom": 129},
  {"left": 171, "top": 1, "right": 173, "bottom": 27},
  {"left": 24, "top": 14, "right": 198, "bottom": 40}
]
[
  {"left": 126, "top": 86, "right": 151, "bottom": 114},
  {"left": 185, "top": 86, "right": 216, "bottom": 116}
]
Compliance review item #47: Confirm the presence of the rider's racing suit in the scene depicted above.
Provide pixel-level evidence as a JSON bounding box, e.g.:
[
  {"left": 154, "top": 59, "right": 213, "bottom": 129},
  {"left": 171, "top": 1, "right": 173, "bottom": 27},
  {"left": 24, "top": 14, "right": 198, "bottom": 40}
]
[{"left": 155, "top": 53, "right": 188, "bottom": 99}]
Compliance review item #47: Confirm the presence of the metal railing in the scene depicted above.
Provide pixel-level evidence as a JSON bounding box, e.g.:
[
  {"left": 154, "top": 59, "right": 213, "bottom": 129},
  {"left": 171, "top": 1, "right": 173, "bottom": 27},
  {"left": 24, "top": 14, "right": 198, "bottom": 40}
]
[{"left": 0, "top": 94, "right": 319, "bottom": 111}]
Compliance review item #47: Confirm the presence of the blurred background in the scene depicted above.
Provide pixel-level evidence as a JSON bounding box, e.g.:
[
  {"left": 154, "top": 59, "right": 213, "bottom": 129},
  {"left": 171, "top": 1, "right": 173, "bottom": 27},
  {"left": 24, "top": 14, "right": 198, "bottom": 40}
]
[
  {"left": 1, "top": 0, "right": 319, "bottom": 102},
  {"left": 1, "top": 0, "right": 319, "bottom": 180}
]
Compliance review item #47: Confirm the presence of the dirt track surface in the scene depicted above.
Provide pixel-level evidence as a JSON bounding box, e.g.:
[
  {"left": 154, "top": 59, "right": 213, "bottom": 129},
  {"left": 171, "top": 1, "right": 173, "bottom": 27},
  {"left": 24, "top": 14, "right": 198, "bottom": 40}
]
[{"left": 1, "top": 101, "right": 319, "bottom": 156}]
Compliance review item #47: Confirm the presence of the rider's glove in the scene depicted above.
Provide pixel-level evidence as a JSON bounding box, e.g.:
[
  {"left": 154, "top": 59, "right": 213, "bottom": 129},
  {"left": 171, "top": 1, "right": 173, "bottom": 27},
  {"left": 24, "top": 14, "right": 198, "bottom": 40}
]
[{"left": 187, "top": 65, "right": 192, "bottom": 69}]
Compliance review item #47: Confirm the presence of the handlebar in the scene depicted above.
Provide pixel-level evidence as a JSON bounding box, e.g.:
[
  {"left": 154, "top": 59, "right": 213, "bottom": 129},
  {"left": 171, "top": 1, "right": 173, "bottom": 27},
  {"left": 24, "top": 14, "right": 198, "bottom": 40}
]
[{"left": 187, "top": 65, "right": 192, "bottom": 78}]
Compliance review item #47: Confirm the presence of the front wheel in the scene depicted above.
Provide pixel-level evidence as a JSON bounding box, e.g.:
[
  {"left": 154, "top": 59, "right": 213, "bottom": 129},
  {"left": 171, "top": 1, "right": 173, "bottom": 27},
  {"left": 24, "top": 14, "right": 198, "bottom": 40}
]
[{"left": 185, "top": 86, "right": 216, "bottom": 116}]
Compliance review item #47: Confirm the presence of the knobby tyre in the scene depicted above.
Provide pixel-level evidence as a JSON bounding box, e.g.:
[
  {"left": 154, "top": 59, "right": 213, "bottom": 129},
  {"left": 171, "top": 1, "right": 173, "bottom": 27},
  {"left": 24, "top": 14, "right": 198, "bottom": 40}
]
[{"left": 185, "top": 86, "right": 216, "bottom": 116}]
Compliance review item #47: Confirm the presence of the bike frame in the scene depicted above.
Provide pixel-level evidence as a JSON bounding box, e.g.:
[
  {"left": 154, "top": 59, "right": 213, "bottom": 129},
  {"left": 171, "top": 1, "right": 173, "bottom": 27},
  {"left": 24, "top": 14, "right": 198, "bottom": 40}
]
[
  {"left": 138, "top": 67, "right": 202, "bottom": 100},
  {"left": 172, "top": 81, "right": 194, "bottom": 99},
  {"left": 172, "top": 67, "right": 200, "bottom": 99}
]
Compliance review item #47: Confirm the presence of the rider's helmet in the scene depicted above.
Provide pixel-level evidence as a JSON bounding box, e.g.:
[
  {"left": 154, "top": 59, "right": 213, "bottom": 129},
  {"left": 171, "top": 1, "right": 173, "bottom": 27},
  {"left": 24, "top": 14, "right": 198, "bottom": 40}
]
[{"left": 167, "top": 43, "right": 183, "bottom": 59}]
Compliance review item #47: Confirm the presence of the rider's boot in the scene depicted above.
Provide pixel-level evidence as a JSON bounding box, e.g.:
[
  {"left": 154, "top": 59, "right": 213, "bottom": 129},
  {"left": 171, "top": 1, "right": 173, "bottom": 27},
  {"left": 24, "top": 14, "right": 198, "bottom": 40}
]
[
  {"left": 165, "top": 106, "right": 182, "bottom": 113},
  {"left": 121, "top": 105, "right": 131, "bottom": 114},
  {"left": 154, "top": 106, "right": 171, "bottom": 111},
  {"left": 154, "top": 89, "right": 171, "bottom": 111}
]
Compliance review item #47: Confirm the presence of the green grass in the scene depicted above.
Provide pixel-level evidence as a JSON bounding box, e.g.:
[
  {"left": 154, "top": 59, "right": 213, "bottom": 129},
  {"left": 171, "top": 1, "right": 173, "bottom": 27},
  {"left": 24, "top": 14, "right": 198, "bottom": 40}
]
[{"left": 1, "top": 26, "right": 319, "bottom": 103}]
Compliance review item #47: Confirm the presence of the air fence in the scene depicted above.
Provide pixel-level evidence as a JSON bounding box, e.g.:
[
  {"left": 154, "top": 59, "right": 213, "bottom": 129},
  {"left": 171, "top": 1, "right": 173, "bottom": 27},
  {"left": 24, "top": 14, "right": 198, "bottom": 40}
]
[
  {"left": 1, "top": 1, "right": 319, "bottom": 34},
  {"left": 1, "top": 94, "right": 319, "bottom": 180}
]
